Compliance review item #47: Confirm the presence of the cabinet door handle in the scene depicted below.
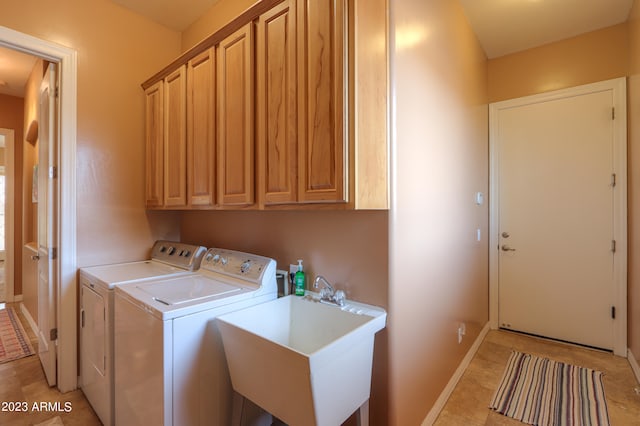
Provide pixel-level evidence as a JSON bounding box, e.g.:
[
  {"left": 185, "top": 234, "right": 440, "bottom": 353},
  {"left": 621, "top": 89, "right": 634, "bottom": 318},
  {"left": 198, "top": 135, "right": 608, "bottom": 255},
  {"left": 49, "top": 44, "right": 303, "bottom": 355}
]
[{"left": 31, "top": 255, "right": 40, "bottom": 261}]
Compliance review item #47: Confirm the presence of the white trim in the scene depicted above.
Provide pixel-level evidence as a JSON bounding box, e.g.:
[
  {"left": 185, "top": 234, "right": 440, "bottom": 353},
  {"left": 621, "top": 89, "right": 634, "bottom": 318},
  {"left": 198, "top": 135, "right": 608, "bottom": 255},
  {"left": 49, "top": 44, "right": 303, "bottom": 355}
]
[
  {"left": 421, "top": 323, "right": 491, "bottom": 426},
  {"left": 20, "top": 302, "right": 39, "bottom": 338},
  {"left": 13, "top": 294, "right": 22, "bottom": 302},
  {"left": 0, "top": 25, "right": 78, "bottom": 392},
  {"left": 0, "top": 129, "right": 14, "bottom": 304},
  {"left": 628, "top": 348, "right": 640, "bottom": 385},
  {"left": 489, "top": 78, "right": 628, "bottom": 357}
]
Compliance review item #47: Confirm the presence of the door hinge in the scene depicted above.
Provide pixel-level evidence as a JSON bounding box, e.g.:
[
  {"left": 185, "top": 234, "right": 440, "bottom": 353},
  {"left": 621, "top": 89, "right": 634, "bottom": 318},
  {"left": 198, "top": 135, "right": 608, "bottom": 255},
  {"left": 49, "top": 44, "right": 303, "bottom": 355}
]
[
  {"left": 50, "top": 328, "right": 58, "bottom": 341},
  {"left": 49, "top": 166, "right": 57, "bottom": 179},
  {"left": 50, "top": 247, "right": 57, "bottom": 260},
  {"left": 612, "top": 107, "right": 615, "bottom": 120},
  {"left": 611, "top": 306, "right": 616, "bottom": 319},
  {"left": 81, "top": 310, "right": 84, "bottom": 328},
  {"left": 611, "top": 240, "right": 616, "bottom": 253},
  {"left": 55, "top": 86, "right": 59, "bottom": 98},
  {"left": 611, "top": 173, "right": 616, "bottom": 187}
]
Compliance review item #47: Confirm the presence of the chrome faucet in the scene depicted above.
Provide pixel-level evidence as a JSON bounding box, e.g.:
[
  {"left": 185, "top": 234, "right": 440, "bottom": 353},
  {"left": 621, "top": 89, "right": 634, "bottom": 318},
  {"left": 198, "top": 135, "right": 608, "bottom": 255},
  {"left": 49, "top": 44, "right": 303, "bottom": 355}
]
[{"left": 313, "top": 275, "right": 346, "bottom": 307}]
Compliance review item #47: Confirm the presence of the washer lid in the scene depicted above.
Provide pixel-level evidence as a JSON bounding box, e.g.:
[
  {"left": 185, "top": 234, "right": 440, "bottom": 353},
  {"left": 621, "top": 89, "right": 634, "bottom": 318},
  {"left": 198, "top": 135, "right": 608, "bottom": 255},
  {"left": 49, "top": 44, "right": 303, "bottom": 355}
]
[
  {"left": 81, "top": 261, "right": 187, "bottom": 287},
  {"left": 135, "top": 275, "right": 242, "bottom": 305}
]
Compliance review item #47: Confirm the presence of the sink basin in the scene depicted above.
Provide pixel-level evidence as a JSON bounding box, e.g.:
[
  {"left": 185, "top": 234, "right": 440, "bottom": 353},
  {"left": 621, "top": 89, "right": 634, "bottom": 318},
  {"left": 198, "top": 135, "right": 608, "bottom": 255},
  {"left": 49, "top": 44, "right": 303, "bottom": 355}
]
[{"left": 217, "top": 294, "right": 386, "bottom": 426}]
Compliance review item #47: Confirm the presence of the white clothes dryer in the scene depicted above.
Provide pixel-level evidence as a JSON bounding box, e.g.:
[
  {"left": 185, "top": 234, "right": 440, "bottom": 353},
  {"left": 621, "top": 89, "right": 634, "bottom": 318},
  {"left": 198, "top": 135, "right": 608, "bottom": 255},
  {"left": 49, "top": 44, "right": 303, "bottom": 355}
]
[
  {"left": 79, "top": 241, "right": 206, "bottom": 426},
  {"left": 113, "top": 247, "right": 277, "bottom": 426}
]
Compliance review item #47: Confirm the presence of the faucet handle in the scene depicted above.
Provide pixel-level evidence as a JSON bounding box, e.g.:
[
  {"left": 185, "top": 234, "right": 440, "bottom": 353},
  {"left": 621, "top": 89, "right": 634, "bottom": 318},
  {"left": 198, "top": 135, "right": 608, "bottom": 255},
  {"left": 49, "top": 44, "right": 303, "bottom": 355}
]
[
  {"left": 320, "top": 287, "right": 334, "bottom": 300},
  {"left": 334, "top": 290, "right": 346, "bottom": 306}
]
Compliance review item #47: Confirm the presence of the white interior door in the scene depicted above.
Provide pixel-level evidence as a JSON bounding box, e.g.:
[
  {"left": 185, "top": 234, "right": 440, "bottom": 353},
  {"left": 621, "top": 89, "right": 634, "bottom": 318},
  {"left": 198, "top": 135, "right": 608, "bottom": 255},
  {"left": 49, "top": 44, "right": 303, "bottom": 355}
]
[
  {"left": 37, "top": 63, "right": 58, "bottom": 386},
  {"left": 492, "top": 80, "right": 626, "bottom": 352}
]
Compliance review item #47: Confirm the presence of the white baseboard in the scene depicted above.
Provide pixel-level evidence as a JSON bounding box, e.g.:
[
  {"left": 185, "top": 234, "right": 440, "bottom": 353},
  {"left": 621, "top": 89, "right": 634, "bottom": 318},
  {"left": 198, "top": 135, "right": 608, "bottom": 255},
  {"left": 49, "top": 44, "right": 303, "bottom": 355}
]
[
  {"left": 421, "top": 322, "right": 491, "bottom": 426},
  {"left": 20, "top": 302, "right": 39, "bottom": 337},
  {"left": 628, "top": 348, "right": 640, "bottom": 385}
]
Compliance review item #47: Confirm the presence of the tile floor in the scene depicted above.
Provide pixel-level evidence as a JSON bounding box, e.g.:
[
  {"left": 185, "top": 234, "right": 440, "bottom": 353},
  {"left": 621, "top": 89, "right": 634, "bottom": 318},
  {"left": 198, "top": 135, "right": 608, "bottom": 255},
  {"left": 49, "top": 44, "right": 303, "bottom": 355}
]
[
  {"left": 434, "top": 330, "right": 640, "bottom": 425},
  {"left": 0, "top": 303, "right": 101, "bottom": 426}
]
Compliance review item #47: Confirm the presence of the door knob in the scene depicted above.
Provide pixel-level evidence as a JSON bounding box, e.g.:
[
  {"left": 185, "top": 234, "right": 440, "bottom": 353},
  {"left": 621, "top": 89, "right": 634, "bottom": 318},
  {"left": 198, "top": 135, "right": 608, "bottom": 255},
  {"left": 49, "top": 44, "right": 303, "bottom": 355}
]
[
  {"left": 501, "top": 232, "right": 510, "bottom": 238},
  {"left": 31, "top": 254, "right": 40, "bottom": 261},
  {"left": 501, "top": 245, "right": 516, "bottom": 252}
]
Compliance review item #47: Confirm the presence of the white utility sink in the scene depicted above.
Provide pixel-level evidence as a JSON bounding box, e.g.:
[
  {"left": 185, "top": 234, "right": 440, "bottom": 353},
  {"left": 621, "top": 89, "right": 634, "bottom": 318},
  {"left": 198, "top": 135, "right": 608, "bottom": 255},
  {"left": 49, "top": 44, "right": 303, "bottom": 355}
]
[{"left": 217, "top": 294, "right": 387, "bottom": 426}]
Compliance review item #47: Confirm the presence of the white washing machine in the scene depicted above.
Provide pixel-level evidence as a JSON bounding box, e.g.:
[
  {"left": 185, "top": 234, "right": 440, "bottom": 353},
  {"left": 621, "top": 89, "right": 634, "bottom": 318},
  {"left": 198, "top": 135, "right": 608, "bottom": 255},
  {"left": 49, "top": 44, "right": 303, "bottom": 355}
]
[
  {"left": 79, "top": 241, "right": 206, "bottom": 426},
  {"left": 113, "top": 247, "right": 278, "bottom": 426}
]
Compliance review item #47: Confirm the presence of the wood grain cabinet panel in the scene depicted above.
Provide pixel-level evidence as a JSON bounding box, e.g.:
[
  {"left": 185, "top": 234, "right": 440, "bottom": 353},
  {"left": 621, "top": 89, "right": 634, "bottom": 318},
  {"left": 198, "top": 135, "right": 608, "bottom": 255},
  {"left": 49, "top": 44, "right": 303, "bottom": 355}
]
[
  {"left": 256, "top": 0, "right": 298, "bottom": 206},
  {"left": 187, "top": 48, "right": 216, "bottom": 207},
  {"left": 163, "top": 66, "right": 187, "bottom": 207},
  {"left": 297, "top": 0, "right": 347, "bottom": 203},
  {"left": 144, "top": 81, "right": 164, "bottom": 207},
  {"left": 217, "top": 23, "right": 255, "bottom": 207}
]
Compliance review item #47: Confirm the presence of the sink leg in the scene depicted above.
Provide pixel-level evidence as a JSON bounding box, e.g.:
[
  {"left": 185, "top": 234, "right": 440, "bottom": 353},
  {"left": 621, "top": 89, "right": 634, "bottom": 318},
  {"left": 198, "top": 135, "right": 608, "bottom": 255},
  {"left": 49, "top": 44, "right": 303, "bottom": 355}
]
[
  {"left": 232, "top": 391, "right": 245, "bottom": 426},
  {"left": 356, "top": 399, "right": 370, "bottom": 426}
]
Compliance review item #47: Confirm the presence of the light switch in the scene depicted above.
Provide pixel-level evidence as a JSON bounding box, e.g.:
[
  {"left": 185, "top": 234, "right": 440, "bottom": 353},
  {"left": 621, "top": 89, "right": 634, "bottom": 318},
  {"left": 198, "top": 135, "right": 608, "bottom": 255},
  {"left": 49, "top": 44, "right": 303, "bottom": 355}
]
[{"left": 475, "top": 192, "right": 484, "bottom": 205}]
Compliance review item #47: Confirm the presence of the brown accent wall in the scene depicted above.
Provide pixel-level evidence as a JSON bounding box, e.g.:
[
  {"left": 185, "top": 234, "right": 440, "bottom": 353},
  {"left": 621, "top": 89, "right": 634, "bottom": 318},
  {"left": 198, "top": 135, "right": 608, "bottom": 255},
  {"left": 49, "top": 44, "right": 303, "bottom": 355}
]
[
  {"left": 180, "top": 210, "right": 389, "bottom": 423},
  {"left": 0, "top": 94, "right": 24, "bottom": 295},
  {"left": 628, "top": 0, "right": 640, "bottom": 366},
  {"left": 488, "top": 23, "right": 629, "bottom": 103},
  {"left": 0, "top": 0, "right": 183, "bottom": 271},
  {"left": 390, "top": 0, "right": 489, "bottom": 424}
]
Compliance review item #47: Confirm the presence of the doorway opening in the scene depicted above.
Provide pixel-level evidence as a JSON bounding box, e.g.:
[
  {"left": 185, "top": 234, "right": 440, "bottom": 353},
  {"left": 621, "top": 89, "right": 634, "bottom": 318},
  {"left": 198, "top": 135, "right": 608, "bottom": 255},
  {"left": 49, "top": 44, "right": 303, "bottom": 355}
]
[
  {"left": 0, "top": 129, "right": 14, "bottom": 306},
  {"left": 0, "top": 25, "right": 78, "bottom": 392}
]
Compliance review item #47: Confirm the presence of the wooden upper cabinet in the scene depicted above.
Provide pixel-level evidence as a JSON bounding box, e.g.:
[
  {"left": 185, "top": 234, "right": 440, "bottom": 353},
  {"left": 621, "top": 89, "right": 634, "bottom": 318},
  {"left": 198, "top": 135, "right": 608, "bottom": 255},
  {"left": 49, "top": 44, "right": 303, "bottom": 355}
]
[
  {"left": 145, "top": 81, "right": 164, "bottom": 207},
  {"left": 256, "top": 0, "right": 298, "bottom": 206},
  {"left": 187, "top": 48, "right": 216, "bottom": 207},
  {"left": 297, "top": 0, "right": 347, "bottom": 203},
  {"left": 217, "top": 23, "right": 255, "bottom": 206},
  {"left": 163, "top": 65, "right": 187, "bottom": 207}
]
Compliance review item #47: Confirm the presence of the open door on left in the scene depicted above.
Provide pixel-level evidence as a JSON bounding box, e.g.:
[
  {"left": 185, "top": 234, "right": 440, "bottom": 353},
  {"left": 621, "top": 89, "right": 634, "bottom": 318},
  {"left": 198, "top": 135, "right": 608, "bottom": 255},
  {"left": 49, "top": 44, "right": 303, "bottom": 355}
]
[{"left": 37, "top": 62, "right": 58, "bottom": 386}]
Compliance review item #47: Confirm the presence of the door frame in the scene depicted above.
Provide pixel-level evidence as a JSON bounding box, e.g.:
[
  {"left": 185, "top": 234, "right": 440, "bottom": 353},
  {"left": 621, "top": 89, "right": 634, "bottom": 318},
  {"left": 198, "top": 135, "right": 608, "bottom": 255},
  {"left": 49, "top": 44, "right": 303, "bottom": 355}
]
[
  {"left": 489, "top": 78, "right": 628, "bottom": 357},
  {"left": 0, "top": 129, "right": 14, "bottom": 303},
  {"left": 0, "top": 26, "right": 78, "bottom": 391}
]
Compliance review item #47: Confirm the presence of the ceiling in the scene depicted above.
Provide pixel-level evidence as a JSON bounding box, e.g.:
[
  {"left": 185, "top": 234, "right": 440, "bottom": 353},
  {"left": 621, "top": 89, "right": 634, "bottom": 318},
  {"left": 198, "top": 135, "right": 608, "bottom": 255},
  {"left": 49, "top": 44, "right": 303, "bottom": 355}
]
[
  {"left": 0, "top": 47, "right": 37, "bottom": 98},
  {"left": 460, "top": 0, "right": 634, "bottom": 58},
  {"left": 0, "top": 0, "right": 635, "bottom": 97}
]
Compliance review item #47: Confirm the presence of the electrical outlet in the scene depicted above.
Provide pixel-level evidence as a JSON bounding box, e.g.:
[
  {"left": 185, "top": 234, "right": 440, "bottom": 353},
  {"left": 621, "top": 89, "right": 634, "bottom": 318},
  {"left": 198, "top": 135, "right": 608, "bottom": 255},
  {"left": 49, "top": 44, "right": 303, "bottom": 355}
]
[
  {"left": 457, "top": 323, "right": 466, "bottom": 344},
  {"left": 289, "top": 264, "right": 298, "bottom": 274}
]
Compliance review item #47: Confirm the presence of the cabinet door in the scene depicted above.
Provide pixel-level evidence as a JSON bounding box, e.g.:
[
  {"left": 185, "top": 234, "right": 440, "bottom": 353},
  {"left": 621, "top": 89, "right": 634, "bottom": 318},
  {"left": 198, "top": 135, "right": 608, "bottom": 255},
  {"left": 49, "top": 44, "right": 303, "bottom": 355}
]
[
  {"left": 145, "top": 81, "right": 164, "bottom": 207},
  {"left": 164, "top": 65, "right": 187, "bottom": 207},
  {"left": 187, "top": 48, "right": 216, "bottom": 207},
  {"left": 256, "top": 0, "right": 298, "bottom": 206},
  {"left": 297, "top": 0, "right": 347, "bottom": 203},
  {"left": 217, "top": 24, "right": 254, "bottom": 206}
]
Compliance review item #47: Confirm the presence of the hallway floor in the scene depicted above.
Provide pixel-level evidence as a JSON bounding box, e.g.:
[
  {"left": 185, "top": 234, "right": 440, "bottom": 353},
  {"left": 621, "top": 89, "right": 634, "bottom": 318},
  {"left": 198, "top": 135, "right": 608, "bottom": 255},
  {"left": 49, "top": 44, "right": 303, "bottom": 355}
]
[
  {"left": 0, "top": 303, "right": 101, "bottom": 426},
  {"left": 435, "top": 330, "right": 640, "bottom": 425}
]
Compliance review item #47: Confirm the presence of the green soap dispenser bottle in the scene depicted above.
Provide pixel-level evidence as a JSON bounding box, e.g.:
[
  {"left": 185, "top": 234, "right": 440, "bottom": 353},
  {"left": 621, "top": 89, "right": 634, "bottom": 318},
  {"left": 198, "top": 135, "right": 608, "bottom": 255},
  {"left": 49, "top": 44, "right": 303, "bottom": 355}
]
[{"left": 294, "top": 259, "right": 305, "bottom": 296}]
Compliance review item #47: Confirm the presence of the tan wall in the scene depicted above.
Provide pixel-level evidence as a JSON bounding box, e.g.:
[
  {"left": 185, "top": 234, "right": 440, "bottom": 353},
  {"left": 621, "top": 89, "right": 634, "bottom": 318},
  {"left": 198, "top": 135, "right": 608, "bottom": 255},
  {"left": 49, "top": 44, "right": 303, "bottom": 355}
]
[
  {"left": 628, "top": 0, "right": 640, "bottom": 365},
  {"left": 181, "top": 0, "right": 258, "bottom": 51},
  {"left": 0, "top": 94, "right": 24, "bottom": 295},
  {"left": 390, "top": 0, "right": 489, "bottom": 424},
  {"left": 180, "top": 210, "right": 390, "bottom": 423},
  {"left": 488, "top": 23, "right": 629, "bottom": 102},
  {"left": 0, "top": 0, "right": 183, "bottom": 270}
]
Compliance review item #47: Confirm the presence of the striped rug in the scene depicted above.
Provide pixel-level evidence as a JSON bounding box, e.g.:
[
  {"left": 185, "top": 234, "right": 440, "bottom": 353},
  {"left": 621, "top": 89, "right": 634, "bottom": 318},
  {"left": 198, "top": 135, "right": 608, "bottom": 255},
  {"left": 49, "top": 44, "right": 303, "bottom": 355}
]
[
  {"left": 0, "top": 307, "right": 35, "bottom": 363},
  {"left": 489, "top": 351, "right": 610, "bottom": 426}
]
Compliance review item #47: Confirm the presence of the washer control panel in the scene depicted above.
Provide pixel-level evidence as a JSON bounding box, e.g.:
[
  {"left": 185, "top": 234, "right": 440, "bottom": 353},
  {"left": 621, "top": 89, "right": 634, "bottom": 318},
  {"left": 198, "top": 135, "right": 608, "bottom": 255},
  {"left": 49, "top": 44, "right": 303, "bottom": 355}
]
[
  {"left": 201, "top": 248, "right": 271, "bottom": 283},
  {"left": 150, "top": 241, "right": 207, "bottom": 271}
]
